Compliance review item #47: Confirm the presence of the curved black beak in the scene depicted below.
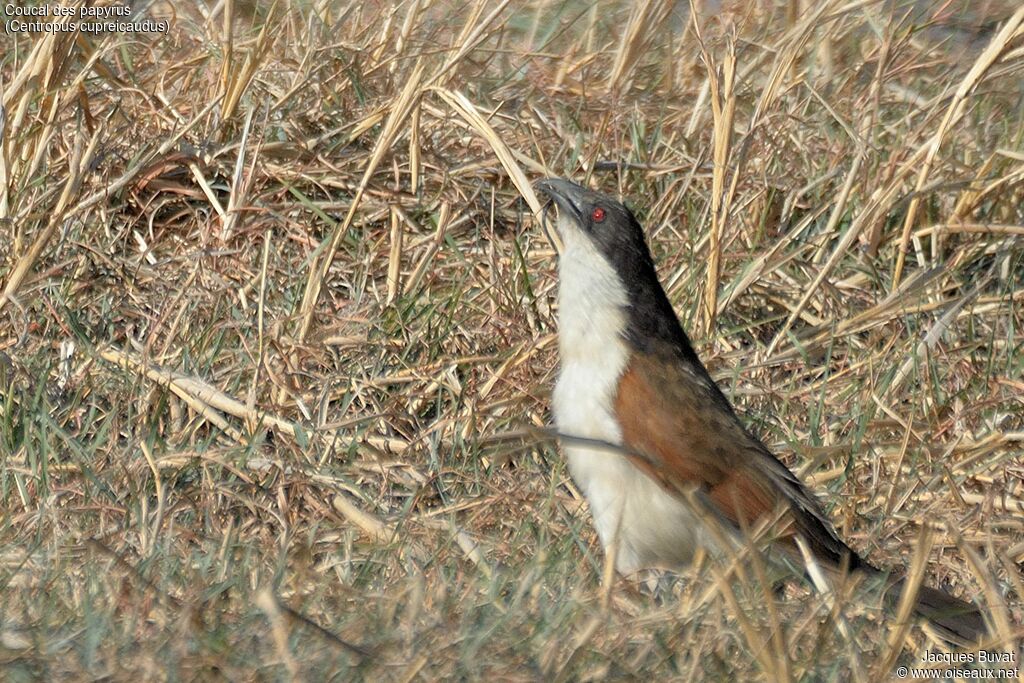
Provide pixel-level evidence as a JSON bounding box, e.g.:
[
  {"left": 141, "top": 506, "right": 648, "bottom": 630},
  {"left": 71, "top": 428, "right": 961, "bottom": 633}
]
[{"left": 534, "top": 178, "right": 588, "bottom": 225}]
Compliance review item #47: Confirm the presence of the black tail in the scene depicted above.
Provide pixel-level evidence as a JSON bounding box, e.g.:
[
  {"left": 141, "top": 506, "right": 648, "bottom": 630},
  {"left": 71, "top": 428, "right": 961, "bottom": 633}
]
[{"left": 889, "top": 577, "right": 987, "bottom": 646}]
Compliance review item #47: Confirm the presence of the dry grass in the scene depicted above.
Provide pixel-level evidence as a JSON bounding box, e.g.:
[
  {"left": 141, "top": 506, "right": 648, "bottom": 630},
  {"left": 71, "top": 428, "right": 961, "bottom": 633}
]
[{"left": 2, "top": 0, "right": 1024, "bottom": 680}]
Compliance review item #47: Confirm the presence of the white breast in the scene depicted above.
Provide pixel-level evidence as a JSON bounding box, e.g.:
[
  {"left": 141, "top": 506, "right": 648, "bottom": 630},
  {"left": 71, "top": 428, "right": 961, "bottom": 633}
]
[{"left": 553, "top": 220, "right": 712, "bottom": 573}]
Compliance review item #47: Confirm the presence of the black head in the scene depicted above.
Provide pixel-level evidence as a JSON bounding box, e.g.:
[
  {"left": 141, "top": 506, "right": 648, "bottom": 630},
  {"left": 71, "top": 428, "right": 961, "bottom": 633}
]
[
  {"left": 535, "top": 178, "right": 647, "bottom": 262},
  {"left": 535, "top": 177, "right": 702, "bottom": 364}
]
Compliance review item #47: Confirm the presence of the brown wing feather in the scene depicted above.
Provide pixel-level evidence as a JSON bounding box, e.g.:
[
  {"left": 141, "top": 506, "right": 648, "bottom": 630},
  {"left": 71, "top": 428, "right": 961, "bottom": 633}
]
[
  {"left": 614, "top": 356, "right": 779, "bottom": 525},
  {"left": 614, "top": 348, "right": 860, "bottom": 566}
]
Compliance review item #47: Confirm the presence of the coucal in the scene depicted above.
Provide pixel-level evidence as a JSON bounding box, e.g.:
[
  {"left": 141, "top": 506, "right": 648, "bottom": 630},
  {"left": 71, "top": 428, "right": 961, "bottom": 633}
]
[{"left": 536, "top": 177, "right": 987, "bottom": 645}]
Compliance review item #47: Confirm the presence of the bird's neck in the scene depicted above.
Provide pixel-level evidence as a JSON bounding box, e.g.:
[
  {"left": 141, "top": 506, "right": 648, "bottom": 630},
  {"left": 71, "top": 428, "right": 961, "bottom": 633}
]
[{"left": 556, "top": 232, "right": 631, "bottom": 364}]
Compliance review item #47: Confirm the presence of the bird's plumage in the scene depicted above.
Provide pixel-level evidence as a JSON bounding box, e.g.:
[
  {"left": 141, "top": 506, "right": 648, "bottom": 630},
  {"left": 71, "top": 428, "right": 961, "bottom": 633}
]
[{"left": 537, "top": 177, "right": 987, "bottom": 645}]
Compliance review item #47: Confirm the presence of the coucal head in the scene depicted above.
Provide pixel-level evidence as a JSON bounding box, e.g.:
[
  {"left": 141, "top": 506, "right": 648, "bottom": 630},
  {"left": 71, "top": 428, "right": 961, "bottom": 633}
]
[{"left": 535, "top": 178, "right": 701, "bottom": 363}]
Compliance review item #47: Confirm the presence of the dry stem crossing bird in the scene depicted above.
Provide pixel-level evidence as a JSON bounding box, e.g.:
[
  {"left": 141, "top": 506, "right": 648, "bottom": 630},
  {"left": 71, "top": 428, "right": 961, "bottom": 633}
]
[{"left": 536, "top": 177, "right": 987, "bottom": 645}]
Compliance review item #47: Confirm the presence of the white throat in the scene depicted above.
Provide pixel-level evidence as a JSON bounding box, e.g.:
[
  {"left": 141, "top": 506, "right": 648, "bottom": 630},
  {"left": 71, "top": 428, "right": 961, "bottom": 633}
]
[{"left": 554, "top": 217, "right": 630, "bottom": 375}]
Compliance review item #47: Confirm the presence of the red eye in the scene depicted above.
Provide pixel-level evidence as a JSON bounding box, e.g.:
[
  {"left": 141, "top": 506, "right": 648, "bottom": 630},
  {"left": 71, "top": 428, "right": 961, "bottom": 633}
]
[{"left": 591, "top": 207, "right": 606, "bottom": 222}]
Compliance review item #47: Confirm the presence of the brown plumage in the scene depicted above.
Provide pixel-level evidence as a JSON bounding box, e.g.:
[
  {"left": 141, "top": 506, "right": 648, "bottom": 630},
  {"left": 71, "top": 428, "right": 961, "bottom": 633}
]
[{"left": 615, "top": 346, "right": 856, "bottom": 567}]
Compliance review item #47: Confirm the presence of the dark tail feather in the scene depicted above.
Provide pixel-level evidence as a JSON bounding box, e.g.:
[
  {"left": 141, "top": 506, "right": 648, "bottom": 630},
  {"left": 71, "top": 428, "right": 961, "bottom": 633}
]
[{"left": 892, "top": 578, "right": 988, "bottom": 646}]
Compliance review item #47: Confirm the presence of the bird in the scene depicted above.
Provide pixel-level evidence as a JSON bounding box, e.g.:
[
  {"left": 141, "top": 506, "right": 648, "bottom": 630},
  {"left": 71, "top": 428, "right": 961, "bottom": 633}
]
[{"left": 535, "top": 176, "right": 988, "bottom": 645}]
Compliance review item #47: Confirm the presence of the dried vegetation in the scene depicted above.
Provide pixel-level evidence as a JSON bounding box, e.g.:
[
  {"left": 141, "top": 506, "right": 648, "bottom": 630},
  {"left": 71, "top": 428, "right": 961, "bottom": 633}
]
[{"left": 1, "top": 0, "right": 1023, "bottom": 680}]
